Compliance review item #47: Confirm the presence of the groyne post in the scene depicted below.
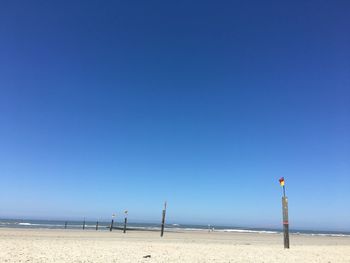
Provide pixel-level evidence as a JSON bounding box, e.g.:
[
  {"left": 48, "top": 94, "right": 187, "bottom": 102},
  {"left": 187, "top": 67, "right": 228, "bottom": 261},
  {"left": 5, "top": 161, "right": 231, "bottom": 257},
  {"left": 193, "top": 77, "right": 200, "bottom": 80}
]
[
  {"left": 123, "top": 211, "right": 128, "bottom": 234},
  {"left": 160, "top": 201, "right": 167, "bottom": 237},
  {"left": 110, "top": 214, "right": 115, "bottom": 232}
]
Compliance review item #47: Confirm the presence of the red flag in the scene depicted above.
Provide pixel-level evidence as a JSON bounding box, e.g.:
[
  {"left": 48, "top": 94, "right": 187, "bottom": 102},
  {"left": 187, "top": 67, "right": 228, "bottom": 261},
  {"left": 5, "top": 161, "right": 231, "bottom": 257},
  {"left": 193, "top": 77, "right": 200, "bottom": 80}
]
[{"left": 279, "top": 177, "right": 285, "bottom": 186}]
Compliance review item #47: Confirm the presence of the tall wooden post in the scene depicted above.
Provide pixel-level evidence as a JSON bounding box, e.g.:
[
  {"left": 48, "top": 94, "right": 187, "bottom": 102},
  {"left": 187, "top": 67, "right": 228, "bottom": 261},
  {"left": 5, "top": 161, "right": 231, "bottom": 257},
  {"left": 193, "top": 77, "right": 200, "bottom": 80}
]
[
  {"left": 64, "top": 221, "right": 67, "bottom": 229},
  {"left": 160, "top": 201, "right": 167, "bottom": 237},
  {"left": 279, "top": 177, "right": 290, "bottom": 249},
  {"left": 83, "top": 218, "right": 85, "bottom": 230},
  {"left": 282, "top": 196, "right": 290, "bottom": 249},
  {"left": 123, "top": 211, "right": 128, "bottom": 234},
  {"left": 96, "top": 220, "right": 99, "bottom": 231}
]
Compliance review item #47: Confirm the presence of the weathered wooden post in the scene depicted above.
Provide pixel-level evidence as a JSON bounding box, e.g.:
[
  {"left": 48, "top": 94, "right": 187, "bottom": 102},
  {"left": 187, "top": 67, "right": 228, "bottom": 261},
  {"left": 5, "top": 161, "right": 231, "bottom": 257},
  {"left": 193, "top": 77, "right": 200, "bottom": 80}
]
[
  {"left": 96, "top": 220, "right": 99, "bottom": 231},
  {"left": 110, "top": 214, "right": 115, "bottom": 232},
  {"left": 83, "top": 217, "right": 86, "bottom": 230},
  {"left": 123, "top": 211, "right": 128, "bottom": 234},
  {"left": 279, "top": 177, "right": 290, "bottom": 249},
  {"left": 64, "top": 221, "right": 67, "bottom": 229},
  {"left": 160, "top": 201, "right": 167, "bottom": 237}
]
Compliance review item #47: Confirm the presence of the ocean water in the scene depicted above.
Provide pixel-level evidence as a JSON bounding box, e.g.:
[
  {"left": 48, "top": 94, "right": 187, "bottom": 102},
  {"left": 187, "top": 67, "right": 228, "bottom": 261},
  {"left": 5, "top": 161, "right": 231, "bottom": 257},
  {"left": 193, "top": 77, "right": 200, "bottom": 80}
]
[{"left": 0, "top": 219, "right": 349, "bottom": 237}]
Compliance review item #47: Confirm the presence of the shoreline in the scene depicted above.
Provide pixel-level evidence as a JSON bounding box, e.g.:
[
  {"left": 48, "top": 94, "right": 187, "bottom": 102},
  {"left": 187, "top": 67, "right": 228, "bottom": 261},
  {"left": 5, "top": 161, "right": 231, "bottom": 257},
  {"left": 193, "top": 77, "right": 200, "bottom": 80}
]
[
  {"left": 1, "top": 225, "right": 350, "bottom": 238},
  {"left": 2, "top": 219, "right": 349, "bottom": 237}
]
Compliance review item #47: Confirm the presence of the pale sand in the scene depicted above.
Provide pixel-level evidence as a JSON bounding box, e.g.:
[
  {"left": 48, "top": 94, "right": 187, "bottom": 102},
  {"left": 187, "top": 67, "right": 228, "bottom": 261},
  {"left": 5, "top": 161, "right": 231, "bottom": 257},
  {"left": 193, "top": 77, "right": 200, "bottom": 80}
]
[{"left": 0, "top": 228, "right": 349, "bottom": 262}]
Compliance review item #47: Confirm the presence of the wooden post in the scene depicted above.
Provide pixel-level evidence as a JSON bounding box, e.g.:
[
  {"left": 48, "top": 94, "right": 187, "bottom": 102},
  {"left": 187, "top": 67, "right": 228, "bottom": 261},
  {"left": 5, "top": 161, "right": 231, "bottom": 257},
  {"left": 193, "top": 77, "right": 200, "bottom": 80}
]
[
  {"left": 64, "top": 221, "right": 67, "bottom": 229},
  {"left": 123, "top": 211, "right": 128, "bottom": 234},
  {"left": 160, "top": 201, "right": 167, "bottom": 237},
  {"left": 110, "top": 214, "right": 115, "bottom": 232},
  {"left": 282, "top": 196, "right": 290, "bottom": 249},
  {"left": 83, "top": 218, "right": 85, "bottom": 230},
  {"left": 110, "top": 219, "right": 114, "bottom": 231},
  {"left": 279, "top": 177, "right": 290, "bottom": 249},
  {"left": 96, "top": 220, "right": 99, "bottom": 231}
]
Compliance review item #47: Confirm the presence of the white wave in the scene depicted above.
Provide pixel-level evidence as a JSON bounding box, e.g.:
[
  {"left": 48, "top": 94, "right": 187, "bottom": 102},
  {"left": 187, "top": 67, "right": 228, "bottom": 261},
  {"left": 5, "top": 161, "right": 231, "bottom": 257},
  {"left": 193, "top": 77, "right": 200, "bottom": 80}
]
[
  {"left": 18, "top": 222, "right": 65, "bottom": 227},
  {"left": 18, "top": 223, "right": 34, "bottom": 226},
  {"left": 170, "top": 227, "right": 206, "bottom": 231},
  {"left": 132, "top": 226, "right": 161, "bottom": 230},
  {"left": 215, "top": 229, "right": 278, "bottom": 234}
]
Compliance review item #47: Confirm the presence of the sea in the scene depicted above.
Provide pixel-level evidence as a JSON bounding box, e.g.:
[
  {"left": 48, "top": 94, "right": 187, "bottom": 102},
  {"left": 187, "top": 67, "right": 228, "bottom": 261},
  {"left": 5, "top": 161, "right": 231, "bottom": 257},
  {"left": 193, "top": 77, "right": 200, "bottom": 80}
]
[{"left": 0, "top": 219, "right": 349, "bottom": 237}]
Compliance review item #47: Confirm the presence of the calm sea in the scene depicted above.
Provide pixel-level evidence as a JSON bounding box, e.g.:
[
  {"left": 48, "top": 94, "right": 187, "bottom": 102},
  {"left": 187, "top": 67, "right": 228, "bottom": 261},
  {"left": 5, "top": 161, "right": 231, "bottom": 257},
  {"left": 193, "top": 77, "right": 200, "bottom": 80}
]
[{"left": 0, "top": 219, "right": 349, "bottom": 237}]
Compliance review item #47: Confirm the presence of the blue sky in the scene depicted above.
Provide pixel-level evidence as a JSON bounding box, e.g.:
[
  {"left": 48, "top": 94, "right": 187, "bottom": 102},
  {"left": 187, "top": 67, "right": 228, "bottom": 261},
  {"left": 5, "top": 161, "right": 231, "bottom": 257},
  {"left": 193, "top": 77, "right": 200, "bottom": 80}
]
[{"left": 0, "top": 0, "right": 349, "bottom": 230}]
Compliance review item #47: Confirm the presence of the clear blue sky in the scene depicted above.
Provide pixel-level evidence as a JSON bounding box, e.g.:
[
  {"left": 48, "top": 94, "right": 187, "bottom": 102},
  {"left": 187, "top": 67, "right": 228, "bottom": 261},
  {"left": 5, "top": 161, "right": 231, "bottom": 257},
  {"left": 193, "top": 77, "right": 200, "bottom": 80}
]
[{"left": 0, "top": 0, "right": 349, "bottom": 231}]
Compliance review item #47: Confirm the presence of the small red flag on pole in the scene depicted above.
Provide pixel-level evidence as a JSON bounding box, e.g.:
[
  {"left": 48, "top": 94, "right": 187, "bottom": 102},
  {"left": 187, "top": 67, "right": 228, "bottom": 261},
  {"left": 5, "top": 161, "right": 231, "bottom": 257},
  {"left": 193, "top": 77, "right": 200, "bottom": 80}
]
[{"left": 279, "top": 177, "right": 285, "bottom": 186}]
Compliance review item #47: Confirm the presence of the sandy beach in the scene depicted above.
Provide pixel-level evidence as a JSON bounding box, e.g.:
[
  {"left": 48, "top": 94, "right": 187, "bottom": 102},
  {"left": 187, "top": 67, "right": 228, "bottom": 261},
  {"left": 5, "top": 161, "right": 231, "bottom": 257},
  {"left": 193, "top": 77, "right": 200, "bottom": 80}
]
[{"left": 0, "top": 228, "right": 349, "bottom": 262}]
